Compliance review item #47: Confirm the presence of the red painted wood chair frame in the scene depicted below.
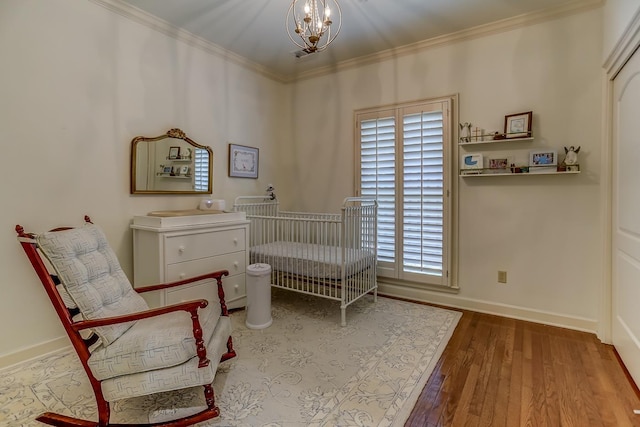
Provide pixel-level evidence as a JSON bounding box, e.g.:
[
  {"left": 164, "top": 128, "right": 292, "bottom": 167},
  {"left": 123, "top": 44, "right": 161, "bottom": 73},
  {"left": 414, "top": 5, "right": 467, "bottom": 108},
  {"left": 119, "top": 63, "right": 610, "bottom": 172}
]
[{"left": 15, "top": 216, "right": 237, "bottom": 427}]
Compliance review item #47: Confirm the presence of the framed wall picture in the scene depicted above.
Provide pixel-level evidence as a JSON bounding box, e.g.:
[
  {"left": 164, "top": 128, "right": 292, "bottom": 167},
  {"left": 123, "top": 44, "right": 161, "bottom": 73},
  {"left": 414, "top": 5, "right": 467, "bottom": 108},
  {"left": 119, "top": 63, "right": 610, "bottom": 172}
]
[
  {"left": 168, "top": 146, "right": 180, "bottom": 159},
  {"left": 504, "top": 111, "right": 532, "bottom": 138},
  {"left": 229, "top": 144, "right": 259, "bottom": 178},
  {"left": 179, "top": 165, "right": 189, "bottom": 176}
]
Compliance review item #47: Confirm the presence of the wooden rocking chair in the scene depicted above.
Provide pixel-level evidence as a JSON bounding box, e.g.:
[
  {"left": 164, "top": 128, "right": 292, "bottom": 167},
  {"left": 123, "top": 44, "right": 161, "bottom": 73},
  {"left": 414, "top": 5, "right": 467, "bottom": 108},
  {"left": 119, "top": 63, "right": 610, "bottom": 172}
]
[{"left": 15, "top": 216, "right": 236, "bottom": 426}]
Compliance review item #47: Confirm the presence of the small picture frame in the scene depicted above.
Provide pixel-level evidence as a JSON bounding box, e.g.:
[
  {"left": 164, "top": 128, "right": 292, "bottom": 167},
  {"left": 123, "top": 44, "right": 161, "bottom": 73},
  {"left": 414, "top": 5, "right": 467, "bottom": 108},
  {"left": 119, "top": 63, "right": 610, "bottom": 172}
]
[
  {"left": 162, "top": 165, "right": 173, "bottom": 174},
  {"left": 179, "top": 165, "right": 189, "bottom": 176},
  {"left": 504, "top": 111, "right": 532, "bottom": 138},
  {"left": 168, "top": 146, "right": 180, "bottom": 159},
  {"left": 229, "top": 143, "right": 259, "bottom": 178},
  {"left": 489, "top": 158, "right": 508, "bottom": 169},
  {"left": 460, "top": 153, "right": 483, "bottom": 174},
  {"left": 529, "top": 150, "right": 557, "bottom": 166}
]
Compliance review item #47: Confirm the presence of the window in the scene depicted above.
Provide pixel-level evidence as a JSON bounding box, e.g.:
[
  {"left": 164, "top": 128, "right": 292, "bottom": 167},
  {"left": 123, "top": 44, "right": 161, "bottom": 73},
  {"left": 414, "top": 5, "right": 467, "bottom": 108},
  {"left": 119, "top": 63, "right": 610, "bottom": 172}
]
[
  {"left": 356, "top": 97, "right": 452, "bottom": 287},
  {"left": 193, "top": 148, "right": 209, "bottom": 192}
]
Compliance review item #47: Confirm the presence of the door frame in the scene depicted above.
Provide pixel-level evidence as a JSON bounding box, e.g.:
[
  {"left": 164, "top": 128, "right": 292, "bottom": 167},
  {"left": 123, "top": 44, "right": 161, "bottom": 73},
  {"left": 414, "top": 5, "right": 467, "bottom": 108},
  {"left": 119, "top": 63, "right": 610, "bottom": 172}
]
[{"left": 601, "top": 11, "right": 640, "bottom": 343}]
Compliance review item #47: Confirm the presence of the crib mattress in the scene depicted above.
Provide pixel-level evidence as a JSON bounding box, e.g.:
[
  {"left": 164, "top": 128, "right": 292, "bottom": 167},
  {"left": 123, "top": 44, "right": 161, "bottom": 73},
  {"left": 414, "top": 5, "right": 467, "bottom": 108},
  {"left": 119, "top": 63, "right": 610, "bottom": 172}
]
[{"left": 250, "top": 241, "right": 374, "bottom": 280}]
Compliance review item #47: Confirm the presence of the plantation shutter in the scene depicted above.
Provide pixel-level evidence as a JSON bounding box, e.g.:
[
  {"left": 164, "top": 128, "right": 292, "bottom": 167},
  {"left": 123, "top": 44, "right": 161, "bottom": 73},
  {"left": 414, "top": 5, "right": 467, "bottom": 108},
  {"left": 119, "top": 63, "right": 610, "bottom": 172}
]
[
  {"left": 356, "top": 98, "right": 451, "bottom": 288},
  {"left": 194, "top": 148, "right": 209, "bottom": 192},
  {"left": 402, "top": 107, "right": 445, "bottom": 280},
  {"left": 359, "top": 111, "right": 397, "bottom": 276}
]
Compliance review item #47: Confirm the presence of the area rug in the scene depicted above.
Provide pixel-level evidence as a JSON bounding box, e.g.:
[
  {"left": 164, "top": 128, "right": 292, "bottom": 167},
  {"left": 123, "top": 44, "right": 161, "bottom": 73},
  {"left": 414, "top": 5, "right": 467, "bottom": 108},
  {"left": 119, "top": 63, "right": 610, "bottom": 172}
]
[{"left": 0, "top": 289, "right": 460, "bottom": 426}]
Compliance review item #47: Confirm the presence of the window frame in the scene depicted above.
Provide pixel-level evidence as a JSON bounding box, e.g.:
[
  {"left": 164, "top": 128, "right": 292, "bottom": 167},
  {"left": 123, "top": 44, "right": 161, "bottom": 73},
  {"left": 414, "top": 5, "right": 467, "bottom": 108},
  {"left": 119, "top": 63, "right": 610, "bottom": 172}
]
[{"left": 354, "top": 96, "right": 455, "bottom": 288}]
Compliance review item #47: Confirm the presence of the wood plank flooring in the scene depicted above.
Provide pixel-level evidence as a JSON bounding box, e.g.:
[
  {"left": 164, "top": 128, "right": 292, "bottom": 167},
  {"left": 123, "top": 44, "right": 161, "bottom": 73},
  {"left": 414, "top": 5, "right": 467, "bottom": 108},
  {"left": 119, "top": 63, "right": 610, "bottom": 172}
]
[{"left": 404, "top": 308, "right": 640, "bottom": 427}]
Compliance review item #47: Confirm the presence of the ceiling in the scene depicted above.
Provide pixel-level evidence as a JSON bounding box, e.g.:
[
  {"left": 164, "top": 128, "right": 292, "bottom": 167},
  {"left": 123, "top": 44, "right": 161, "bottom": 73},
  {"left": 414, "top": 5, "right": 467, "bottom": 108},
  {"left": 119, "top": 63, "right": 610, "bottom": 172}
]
[{"left": 118, "top": 0, "right": 598, "bottom": 81}]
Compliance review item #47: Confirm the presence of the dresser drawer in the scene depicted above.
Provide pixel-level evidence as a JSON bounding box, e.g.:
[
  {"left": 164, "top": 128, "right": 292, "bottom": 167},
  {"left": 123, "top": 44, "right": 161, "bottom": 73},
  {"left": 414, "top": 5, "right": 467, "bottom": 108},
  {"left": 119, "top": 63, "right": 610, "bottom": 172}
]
[
  {"left": 165, "top": 280, "right": 216, "bottom": 306},
  {"left": 166, "top": 273, "right": 246, "bottom": 309},
  {"left": 166, "top": 252, "right": 246, "bottom": 281},
  {"left": 165, "top": 228, "right": 246, "bottom": 264},
  {"left": 223, "top": 273, "right": 246, "bottom": 309}
]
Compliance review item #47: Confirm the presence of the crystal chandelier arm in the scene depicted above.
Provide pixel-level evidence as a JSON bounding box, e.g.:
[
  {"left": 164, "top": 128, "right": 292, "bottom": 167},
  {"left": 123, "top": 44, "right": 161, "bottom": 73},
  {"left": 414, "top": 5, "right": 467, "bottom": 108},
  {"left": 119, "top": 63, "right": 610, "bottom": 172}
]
[{"left": 287, "top": 1, "right": 309, "bottom": 51}]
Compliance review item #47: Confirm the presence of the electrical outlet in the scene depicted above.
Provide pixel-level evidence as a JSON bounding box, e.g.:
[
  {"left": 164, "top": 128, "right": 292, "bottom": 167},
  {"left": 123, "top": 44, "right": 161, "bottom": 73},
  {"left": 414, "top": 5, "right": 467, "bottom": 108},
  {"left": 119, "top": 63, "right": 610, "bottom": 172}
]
[{"left": 498, "top": 271, "right": 507, "bottom": 283}]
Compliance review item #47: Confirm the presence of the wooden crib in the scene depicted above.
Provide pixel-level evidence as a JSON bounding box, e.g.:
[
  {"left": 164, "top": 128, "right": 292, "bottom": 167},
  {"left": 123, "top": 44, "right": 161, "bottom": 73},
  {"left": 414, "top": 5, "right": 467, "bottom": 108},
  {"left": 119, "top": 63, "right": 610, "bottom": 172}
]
[{"left": 233, "top": 196, "right": 377, "bottom": 326}]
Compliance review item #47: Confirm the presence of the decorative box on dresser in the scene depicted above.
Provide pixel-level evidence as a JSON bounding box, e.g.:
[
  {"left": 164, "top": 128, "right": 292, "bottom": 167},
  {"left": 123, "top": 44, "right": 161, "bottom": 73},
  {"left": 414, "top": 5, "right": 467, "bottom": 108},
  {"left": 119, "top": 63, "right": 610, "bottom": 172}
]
[{"left": 131, "top": 211, "right": 249, "bottom": 310}]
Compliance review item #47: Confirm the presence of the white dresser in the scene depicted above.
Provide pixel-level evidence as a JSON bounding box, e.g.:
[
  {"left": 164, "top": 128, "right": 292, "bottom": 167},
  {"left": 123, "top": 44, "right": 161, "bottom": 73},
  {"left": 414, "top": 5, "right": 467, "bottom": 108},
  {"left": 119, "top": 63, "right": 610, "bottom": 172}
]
[{"left": 131, "top": 212, "right": 249, "bottom": 310}]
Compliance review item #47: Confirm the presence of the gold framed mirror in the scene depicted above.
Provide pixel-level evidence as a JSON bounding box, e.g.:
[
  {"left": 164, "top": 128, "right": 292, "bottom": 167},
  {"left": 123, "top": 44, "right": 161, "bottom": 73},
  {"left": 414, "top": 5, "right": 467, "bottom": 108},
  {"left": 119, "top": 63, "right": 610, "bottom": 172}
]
[{"left": 130, "top": 128, "right": 213, "bottom": 194}]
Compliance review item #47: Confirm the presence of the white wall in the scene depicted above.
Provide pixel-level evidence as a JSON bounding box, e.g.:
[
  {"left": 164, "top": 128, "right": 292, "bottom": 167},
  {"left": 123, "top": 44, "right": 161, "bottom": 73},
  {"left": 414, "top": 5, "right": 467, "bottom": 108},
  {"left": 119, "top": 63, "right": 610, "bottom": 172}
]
[
  {"left": 0, "top": 0, "right": 285, "bottom": 362},
  {"left": 283, "top": 9, "right": 604, "bottom": 331}
]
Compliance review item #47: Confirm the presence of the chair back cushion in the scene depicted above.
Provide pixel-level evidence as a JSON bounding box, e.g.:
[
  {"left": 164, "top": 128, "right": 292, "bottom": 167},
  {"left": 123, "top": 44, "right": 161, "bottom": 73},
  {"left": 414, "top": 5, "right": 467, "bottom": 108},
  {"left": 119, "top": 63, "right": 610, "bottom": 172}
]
[{"left": 37, "top": 224, "right": 148, "bottom": 346}]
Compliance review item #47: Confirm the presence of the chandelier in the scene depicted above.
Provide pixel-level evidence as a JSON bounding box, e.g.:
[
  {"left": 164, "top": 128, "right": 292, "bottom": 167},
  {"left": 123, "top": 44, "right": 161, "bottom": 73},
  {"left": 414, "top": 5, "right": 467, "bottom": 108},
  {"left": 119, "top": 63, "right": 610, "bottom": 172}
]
[{"left": 286, "top": 0, "right": 342, "bottom": 54}]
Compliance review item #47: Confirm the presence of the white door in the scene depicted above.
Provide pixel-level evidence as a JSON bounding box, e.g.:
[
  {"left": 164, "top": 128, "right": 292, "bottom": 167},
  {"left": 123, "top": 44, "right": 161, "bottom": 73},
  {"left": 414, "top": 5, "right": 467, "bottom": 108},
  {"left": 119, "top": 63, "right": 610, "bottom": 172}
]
[{"left": 612, "top": 47, "right": 640, "bottom": 386}]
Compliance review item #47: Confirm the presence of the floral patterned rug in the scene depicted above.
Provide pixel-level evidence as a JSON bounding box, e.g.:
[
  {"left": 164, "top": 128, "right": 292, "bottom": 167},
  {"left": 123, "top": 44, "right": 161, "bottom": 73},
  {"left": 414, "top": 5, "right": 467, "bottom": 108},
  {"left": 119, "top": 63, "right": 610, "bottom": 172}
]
[{"left": 0, "top": 289, "right": 460, "bottom": 426}]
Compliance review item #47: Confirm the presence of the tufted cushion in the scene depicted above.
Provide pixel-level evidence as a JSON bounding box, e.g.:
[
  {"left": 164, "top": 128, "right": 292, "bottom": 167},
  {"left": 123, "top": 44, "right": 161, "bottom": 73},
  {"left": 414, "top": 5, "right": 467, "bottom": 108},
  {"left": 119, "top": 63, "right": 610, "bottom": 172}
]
[
  {"left": 88, "top": 300, "right": 221, "bottom": 380},
  {"left": 37, "top": 224, "right": 148, "bottom": 346},
  {"left": 100, "top": 316, "right": 231, "bottom": 402}
]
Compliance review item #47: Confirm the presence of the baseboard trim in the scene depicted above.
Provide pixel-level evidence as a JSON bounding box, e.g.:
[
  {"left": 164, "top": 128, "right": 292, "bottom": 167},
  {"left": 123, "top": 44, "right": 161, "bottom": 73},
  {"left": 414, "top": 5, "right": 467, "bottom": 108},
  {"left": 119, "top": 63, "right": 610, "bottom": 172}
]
[
  {"left": 0, "top": 337, "right": 69, "bottom": 370},
  {"left": 378, "top": 281, "right": 598, "bottom": 334}
]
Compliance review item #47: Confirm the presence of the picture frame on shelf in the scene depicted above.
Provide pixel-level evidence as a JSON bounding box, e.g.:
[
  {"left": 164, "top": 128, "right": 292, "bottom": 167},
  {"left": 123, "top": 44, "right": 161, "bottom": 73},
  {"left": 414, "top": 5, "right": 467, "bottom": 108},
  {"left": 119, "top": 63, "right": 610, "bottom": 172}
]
[
  {"left": 168, "top": 146, "right": 180, "bottom": 159},
  {"left": 460, "top": 153, "right": 483, "bottom": 174},
  {"left": 504, "top": 111, "right": 532, "bottom": 138},
  {"left": 179, "top": 165, "right": 189, "bottom": 176},
  {"left": 489, "top": 158, "right": 508, "bottom": 169},
  {"left": 529, "top": 150, "right": 557, "bottom": 166},
  {"left": 529, "top": 149, "right": 558, "bottom": 173},
  {"left": 229, "top": 143, "right": 259, "bottom": 178},
  {"left": 162, "top": 165, "right": 172, "bottom": 174}
]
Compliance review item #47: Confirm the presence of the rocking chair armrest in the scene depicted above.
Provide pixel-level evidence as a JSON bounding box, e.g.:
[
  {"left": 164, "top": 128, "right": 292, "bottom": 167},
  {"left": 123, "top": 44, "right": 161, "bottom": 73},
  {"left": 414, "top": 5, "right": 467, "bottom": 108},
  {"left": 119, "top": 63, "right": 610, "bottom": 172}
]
[
  {"left": 70, "top": 299, "right": 208, "bottom": 331},
  {"left": 134, "top": 269, "right": 230, "bottom": 293}
]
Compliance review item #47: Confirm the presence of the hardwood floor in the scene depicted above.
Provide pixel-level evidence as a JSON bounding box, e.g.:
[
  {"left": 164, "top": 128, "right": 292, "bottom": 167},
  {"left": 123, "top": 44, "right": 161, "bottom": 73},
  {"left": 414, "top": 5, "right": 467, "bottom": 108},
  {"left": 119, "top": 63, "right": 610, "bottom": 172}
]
[{"left": 404, "top": 308, "right": 640, "bottom": 427}]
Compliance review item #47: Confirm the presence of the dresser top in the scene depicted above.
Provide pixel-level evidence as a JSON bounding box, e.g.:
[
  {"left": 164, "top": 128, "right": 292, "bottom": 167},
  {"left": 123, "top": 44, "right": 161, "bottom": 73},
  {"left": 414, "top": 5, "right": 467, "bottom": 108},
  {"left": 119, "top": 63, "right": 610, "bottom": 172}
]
[{"left": 131, "top": 210, "right": 246, "bottom": 230}]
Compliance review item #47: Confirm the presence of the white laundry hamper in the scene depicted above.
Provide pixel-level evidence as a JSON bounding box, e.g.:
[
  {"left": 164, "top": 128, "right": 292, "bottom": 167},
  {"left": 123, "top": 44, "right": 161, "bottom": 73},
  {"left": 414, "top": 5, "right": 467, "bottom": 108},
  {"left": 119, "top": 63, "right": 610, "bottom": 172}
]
[{"left": 245, "top": 263, "right": 273, "bottom": 329}]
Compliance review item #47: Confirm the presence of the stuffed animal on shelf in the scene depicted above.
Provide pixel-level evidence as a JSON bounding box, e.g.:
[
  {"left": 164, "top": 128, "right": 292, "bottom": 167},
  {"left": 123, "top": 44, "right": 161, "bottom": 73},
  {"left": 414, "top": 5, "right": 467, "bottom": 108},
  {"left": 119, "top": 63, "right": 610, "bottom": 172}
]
[
  {"left": 563, "top": 146, "right": 581, "bottom": 171},
  {"left": 459, "top": 122, "right": 472, "bottom": 143},
  {"left": 563, "top": 146, "right": 580, "bottom": 164}
]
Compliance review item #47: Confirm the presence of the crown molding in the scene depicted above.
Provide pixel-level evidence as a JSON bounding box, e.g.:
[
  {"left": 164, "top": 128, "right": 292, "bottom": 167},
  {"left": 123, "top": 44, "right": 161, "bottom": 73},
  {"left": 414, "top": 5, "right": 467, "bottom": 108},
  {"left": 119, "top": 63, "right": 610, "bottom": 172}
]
[
  {"left": 603, "top": 5, "right": 640, "bottom": 79},
  {"left": 290, "top": 0, "right": 603, "bottom": 82},
  {"left": 89, "top": 0, "right": 288, "bottom": 83},
  {"left": 90, "top": 0, "right": 602, "bottom": 85}
]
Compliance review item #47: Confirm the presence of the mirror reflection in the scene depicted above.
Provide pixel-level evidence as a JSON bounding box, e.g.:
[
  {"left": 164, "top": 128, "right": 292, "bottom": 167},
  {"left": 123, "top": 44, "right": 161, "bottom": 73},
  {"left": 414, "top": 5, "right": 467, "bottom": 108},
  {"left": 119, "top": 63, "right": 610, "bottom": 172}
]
[{"left": 130, "top": 128, "right": 213, "bottom": 194}]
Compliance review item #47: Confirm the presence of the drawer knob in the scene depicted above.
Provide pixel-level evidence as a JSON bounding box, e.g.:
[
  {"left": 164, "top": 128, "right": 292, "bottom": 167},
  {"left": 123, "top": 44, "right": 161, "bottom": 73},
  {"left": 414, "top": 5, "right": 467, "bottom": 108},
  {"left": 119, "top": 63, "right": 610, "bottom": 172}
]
[
  {"left": 178, "top": 246, "right": 185, "bottom": 254},
  {"left": 233, "top": 261, "right": 239, "bottom": 269},
  {"left": 179, "top": 273, "right": 185, "bottom": 279},
  {"left": 233, "top": 238, "right": 238, "bottom": 245}
]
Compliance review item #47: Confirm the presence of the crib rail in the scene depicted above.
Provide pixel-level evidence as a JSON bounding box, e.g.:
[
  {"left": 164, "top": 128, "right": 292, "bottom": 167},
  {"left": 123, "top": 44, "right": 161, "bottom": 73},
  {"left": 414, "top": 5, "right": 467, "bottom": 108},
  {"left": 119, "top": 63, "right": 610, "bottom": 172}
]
[
  {"left": 341, "top": 197, "right": 378, "bottom": 310},
  {"left": 233, "top": 196, "right": 378, "bottom": 326},
  {"left": 233, "top": 196, "right": 279, "bottom": 217}
]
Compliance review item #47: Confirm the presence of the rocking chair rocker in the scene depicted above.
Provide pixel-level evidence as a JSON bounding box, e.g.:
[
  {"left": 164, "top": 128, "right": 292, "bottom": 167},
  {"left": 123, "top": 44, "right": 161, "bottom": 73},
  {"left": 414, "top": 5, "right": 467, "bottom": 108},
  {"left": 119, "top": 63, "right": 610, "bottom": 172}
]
[{"left": 15, "top": 216, "right": 236, "bottom": 426}]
